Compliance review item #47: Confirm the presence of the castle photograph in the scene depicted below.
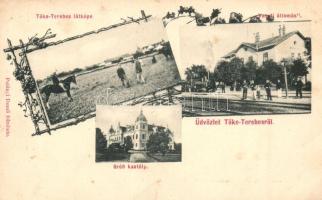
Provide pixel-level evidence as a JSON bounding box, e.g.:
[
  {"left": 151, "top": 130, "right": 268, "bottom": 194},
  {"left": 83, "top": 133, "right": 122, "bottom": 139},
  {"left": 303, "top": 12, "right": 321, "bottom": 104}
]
[{"left": 95, "top": 105, "right": 182, "bottom": 162}]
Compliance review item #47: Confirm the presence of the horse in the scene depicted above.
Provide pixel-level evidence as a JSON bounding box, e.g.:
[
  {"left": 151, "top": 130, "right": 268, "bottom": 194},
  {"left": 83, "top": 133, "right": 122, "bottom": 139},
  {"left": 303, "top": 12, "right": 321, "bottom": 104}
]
[
  {"left": 178, "top": 6, "right": 195, "bottom": 17},
  {"left": 40, "top": 75, "right": 77, "bottom": 109}
]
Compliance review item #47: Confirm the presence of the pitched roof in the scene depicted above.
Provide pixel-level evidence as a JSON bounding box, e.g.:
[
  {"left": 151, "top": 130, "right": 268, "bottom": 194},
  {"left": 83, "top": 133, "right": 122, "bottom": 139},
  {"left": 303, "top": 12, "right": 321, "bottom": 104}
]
[{"left": 223, "top": 31, "right": 306, "bottom": 58}]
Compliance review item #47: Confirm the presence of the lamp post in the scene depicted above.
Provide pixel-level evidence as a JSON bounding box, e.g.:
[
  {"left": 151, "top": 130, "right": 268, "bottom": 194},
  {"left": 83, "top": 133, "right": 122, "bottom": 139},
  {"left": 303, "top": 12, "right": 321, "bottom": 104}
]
[{"left": 281, "top": 59, "right": 288, "bottom": 98}]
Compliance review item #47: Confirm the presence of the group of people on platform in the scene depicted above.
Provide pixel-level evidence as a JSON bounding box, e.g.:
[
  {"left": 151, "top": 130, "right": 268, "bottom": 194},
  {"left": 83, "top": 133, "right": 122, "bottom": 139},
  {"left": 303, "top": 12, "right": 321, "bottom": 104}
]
[
  {"left": 240, "top": 77, "right": 304, "bottom": 101},
  {"left": 184, "top": 77, "right": 305, "bottom": 101}
]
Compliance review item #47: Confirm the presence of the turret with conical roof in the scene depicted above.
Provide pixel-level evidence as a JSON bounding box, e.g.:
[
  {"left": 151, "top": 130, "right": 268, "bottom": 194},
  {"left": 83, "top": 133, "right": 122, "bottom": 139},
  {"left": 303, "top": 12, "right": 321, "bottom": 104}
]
[
  {"left": 133, "top": 109, "right": 148, "bottom": 150},
  {"left": 109, "top": 125, "right": 115, "bottom": 134}
]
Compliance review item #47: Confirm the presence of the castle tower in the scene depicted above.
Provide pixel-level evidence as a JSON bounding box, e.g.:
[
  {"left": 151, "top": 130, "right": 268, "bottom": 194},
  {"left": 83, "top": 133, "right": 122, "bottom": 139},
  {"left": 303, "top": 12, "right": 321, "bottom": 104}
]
[
  {"left": 107, "top": 125, "right": 115, "bottom": 146},
  {"left": 133, "top": 109, "right": 148, "bottom": 150}
]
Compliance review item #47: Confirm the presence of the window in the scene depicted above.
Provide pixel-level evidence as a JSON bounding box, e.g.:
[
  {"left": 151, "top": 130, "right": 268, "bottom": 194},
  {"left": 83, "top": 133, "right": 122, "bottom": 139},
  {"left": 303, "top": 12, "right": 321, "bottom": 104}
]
[
  {"left": 143, "top": 124, "right": 145, "bottom": 129},
  {"left": 248, "top": 56, "right": 253, "bottom": 62},
  {"left": 142, "top": 134, "right": 145, "bottom": 140},
  {"left": 298, "top": 53, "right": 301, "bottom": 58},
  {"left": 136, "top": 134, "right": 138, "bottom": 139},
  {"left": 294, "top": 41, "right": 297, "bottom": 45},
  {"left": 135, "top": 143, "right": 137, "bottom": 147},
  {"left": 263, "top": 52, "right": 268, "bottom": 62},
  {"left": 136, "top": 125, "right": 138, "bottom": 129},
  {"left": 291, "top": 53, "right": 295, "bottom": 59}
]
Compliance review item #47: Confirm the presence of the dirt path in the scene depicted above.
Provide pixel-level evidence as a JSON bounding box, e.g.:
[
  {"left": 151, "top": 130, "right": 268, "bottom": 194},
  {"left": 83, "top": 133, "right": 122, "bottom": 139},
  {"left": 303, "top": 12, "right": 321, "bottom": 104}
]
[{"left": 129, "top": 151, "right": 158, "bottom": 162}]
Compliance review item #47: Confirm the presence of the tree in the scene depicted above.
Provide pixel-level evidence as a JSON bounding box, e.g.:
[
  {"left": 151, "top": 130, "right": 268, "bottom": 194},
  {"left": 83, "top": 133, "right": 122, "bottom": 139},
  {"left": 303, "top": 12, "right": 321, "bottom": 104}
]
[
  {"left": 185, "top": 64, "right": 208, "bottom": 81},
  {"left": 107, "top": 143, "right": 122, "bottom": 153},
  {"left": 174, "top": 143, "right": 182, "bottom": 154},
  {"left": 304, "top": 37, "right": 311, "bottom": 68},
  {"left": 214, "top": 60, "right": 230, "bottom": 83},
  {"left": 214, "top": 57, "right": 243, "bottom": 86},
  {"left": 96, "top": 128, "right": 107, "bottom": 153},
  {"left": 146, "top": 129, "right": 171, "bottom": 155},
  {"left": 260, "top": 59, "right": 283, "bottom": 83},
  {"left": 123, "top": 136, "right": 133, "bottom": 152},
  {"left": 241, "top": 60, "right": 257, "bottom": 81},
  {"left": 289, "top": 58, "right": 309, "bottom": 82}
]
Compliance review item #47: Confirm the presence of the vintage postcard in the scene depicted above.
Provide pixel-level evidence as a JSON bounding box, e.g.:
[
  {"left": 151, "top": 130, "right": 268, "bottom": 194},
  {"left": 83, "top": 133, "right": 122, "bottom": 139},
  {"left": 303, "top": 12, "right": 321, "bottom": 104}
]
[{"left": 0, "top": 1, "right": 321, "bottom": 200}]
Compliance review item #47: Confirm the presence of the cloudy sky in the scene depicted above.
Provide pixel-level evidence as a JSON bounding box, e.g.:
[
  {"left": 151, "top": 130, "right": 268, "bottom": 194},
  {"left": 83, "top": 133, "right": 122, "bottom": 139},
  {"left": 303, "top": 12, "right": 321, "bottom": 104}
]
[{"left": 96, "top": 105, "right": 182, "bottom": 142}]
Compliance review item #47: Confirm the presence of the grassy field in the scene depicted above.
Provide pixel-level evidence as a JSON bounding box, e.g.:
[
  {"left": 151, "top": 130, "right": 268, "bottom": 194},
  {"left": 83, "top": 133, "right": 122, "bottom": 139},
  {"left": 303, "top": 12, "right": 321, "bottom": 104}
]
[{"left": 39, "top": 53, "right": 181, "bottom": 124}]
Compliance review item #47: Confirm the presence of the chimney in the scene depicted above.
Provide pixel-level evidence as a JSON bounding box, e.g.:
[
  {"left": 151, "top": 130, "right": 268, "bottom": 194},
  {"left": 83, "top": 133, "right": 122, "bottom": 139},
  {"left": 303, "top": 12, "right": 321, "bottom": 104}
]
[
  {"left": 278, "top": 25, "right": 282, "bottom": 37},
  {"left": 282, "top": 25, "right": 286, "bottom": 36}
]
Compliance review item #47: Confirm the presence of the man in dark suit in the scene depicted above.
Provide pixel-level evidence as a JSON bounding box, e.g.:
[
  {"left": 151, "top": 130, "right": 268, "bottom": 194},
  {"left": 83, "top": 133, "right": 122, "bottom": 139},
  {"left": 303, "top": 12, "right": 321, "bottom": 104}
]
[
  {"left": 264, "top": 80, "right": 272, "bottom": 100},
  {"left": 295, "top": 77, "right": 304, "bottom": 98},
  {"left": 134, "top": 57, "right": 145, "bottom": 84},
  {"left": 117, "top": 64, "right": 130, "bottom": 88},
  {"left": 51, "top": 71, "right": 60, "bottom": 86},
  {"left": 242, "top": 80, "right": 248, "bottom": 100}
]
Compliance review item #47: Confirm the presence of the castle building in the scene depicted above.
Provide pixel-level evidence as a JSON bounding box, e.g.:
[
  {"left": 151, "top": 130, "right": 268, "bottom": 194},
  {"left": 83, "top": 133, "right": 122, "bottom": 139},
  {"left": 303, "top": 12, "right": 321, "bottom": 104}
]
[{"left": 107, "top": 110, "right": 175, "bottom": 151}]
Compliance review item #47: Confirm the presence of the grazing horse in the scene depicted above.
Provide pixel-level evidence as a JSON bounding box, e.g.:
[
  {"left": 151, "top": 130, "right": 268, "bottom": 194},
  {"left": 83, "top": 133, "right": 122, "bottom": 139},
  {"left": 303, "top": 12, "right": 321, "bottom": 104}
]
[
  {"left": 178, "top": 6, "right": 195, "bottom": 17},
  {"left": 40, "top": 75, "right": 77, "bottom": 109},
  {"left": 229, "top": 12, "right": 243, "bottom": 23}
]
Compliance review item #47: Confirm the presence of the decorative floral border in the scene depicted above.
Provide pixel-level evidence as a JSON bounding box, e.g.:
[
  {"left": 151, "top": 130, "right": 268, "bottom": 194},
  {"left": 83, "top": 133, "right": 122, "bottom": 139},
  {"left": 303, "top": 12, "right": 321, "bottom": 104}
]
[{"left": 162, "top": 6, "right": 278, "bottom": 27}]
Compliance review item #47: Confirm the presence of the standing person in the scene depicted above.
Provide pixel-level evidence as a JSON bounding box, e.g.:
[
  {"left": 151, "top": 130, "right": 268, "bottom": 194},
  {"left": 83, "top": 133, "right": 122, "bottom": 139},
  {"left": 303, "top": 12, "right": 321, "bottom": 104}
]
[
  {"left": 264, "top": 80, "right": 272, "bottom": 100},
  {"left": 51, "top": 71, "right": 60, "bottom": 86},
  {"left": 116, "top": 64, "right": 130, "bottom": 88},
  {"left": 250, "top": 80, "right": 256, "bottom": 100},
  {"left": 256, "top": 85, "right": 261, "bottom": 100},
  {"left": 295, "top": 77, "right": 304, "bottom": 98},
  {"left": 221, "top": 82, "right": 225, "bottom": 93},
  {"left": 134, "top": 57, "right": 145, "bottom": 84},
  {"left": 242, "top": 80, "right": 248, "bottom": 100},
  {"left": 276, "top": 79, "right": 282, "bottom": 98}
]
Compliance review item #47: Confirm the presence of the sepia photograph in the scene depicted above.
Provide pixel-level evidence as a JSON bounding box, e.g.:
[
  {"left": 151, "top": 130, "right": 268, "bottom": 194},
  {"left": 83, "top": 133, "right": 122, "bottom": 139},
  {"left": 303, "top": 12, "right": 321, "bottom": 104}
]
[
  {"left": 27, "top": 17, "right": 181, "bottom": 126},
  {"left": 95, "top": 105, "right": 182, "bottom": 163},
  {"left": 179, "top": 21, "right": 311, "bottom": 116}
]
